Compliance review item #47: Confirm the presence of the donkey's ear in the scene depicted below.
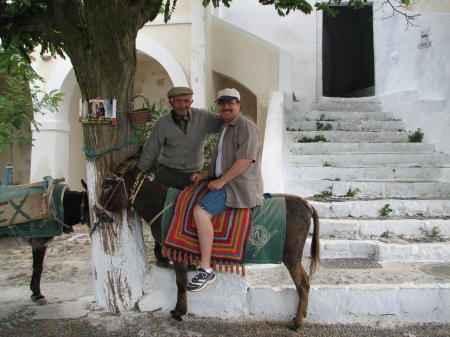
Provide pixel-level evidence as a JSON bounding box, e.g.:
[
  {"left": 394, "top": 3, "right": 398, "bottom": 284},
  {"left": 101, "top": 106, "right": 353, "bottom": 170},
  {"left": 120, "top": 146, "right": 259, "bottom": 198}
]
[
  {"left": 81, "top": 179, "right": 88, "bottom": 191},
  {"left": 116, "top": 148, "right": 142, "bottom": 175}
]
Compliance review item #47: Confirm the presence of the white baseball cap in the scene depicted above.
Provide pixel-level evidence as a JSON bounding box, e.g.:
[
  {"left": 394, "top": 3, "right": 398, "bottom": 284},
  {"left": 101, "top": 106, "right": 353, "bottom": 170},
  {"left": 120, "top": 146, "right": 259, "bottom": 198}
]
[{"left": 216, "top": 88, "right": 240, "bottom": 102}]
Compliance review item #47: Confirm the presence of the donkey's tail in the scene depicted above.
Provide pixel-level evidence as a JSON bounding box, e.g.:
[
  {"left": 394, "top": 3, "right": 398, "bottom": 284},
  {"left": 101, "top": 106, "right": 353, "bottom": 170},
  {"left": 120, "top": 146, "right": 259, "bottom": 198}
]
[{"left": 309, "top": 206, "right": 321, "bottom": 276}]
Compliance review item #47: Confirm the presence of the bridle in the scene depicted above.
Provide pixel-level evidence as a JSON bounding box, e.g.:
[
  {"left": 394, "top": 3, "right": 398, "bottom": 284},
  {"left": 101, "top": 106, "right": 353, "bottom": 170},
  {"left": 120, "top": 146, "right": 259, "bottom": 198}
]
[
  {"left": 100, "top": 173, "right": 128, "bottom": 211},
  {"left": 92, "top": 171, "right": 172, "bottom": 232}
]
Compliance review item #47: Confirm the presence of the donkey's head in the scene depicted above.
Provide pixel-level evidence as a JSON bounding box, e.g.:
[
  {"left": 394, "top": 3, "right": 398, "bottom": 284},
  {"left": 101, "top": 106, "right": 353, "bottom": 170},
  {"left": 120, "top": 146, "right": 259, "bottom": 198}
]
[
  {"left": 98, "top": 147, "right": 142, "bottom": 212},
  {"left": 63, "top": 179, "right": 91, "bottom": 228}
]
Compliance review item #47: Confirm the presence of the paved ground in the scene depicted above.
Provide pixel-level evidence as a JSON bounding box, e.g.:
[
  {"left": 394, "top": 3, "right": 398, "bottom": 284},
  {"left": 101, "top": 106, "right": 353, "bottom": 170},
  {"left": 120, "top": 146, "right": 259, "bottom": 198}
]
[
  {"left": 1, "top": 308, "right": 450, "bottom": 337},
  {"left": 1, "top": 226, "right": 449, "bottom": 336}
]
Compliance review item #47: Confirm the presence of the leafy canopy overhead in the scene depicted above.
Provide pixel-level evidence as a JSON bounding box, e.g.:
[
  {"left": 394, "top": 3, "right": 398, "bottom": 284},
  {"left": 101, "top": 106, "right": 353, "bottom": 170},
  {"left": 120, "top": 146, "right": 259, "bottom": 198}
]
[
  {"left": 203, "top": 0, "right": 412, "bottom": 17},
  {"left": 1, "top": 0, "right": 413, "bottom": 66}
]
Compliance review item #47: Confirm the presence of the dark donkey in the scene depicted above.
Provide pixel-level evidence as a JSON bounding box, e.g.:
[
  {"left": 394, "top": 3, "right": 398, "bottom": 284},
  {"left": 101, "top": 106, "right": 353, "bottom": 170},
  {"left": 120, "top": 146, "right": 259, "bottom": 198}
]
[
  {"left": 0, "top": 179, "right": 90, "bottom": 305},
  {"left": 98, "top": 149, "right": 320, "bottom": 329}
]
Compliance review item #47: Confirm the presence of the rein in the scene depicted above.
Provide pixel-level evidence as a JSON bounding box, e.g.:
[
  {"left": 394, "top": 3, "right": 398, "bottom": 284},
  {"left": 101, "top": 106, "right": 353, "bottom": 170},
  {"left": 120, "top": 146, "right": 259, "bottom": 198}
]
[
  {"left": 101, "top": 173, "right": 127, "bottom": 212},
  {"left": 93, "top": 172, "right": 173, "bottom": 232}
]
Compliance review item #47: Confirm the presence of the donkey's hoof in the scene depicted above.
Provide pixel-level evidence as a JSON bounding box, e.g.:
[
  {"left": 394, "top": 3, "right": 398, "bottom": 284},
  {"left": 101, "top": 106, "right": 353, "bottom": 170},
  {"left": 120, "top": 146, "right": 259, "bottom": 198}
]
[
  {"left": 32, "top": 295, "right": 47, "bottom": 306},
  {"left": 288, "top": 324, "right": 300, "bottom": 332},
  {"left": 170, "top": 310, "right": 184, "bottom": 322}
]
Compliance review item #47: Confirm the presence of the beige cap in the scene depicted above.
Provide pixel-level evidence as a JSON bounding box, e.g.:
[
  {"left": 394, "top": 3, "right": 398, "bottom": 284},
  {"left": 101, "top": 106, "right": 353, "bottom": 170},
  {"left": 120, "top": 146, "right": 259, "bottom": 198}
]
[
  {"left": 216, "top": 88, "right": 240, "bottom": 101},
  {"left": 167, "top": 86, "right": 194, "bottom": 98}
]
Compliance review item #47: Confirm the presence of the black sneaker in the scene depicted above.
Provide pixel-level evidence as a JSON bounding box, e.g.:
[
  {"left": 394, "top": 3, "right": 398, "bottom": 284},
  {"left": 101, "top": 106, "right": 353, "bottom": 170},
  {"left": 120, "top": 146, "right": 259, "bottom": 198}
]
[{"left": 187, "top": 268, "right": 217, "bottom": 292}]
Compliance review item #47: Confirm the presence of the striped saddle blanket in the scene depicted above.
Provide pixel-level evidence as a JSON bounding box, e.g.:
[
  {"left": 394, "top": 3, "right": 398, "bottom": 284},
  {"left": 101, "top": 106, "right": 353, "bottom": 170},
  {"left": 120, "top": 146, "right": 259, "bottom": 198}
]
[{"left": 162, "top": 184, "right": 251, "bottom": 275}]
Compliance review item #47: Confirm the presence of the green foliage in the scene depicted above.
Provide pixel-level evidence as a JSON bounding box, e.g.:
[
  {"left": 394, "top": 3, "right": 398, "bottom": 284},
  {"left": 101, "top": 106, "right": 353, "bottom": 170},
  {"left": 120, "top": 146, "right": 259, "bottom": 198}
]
[
  {"left": 314, "top": 186, "right": 333, "bottom": 198},
  {"left": 163, "top": 0, "right": 178, "bottom": 23},
  {"left": 0, "top": 2, "right": 65, "bottom": 63},
  {"left": 298, "top": 135, "right": 327, "bottom": 143},
  {"left": 202, "top": 0, "right": 396, "bottom": 17},
  {"left": 380, "top": 204, "right": 393, "bottom": 216},
  {"left": 345, "top": 187, "right": 361, "bottom": 198},
  {"left": 132, "top": 99, "right": 170, "bottom": 176},
  {"left": 420, "top": 226, "right": 441, "bottom": 238},
  {"left": 316, "top": 121, "right": 332, "bottom": 130},
  {"left": 318, "top": 114, "right": 334, "bottom": 121},
  {"left": 203, "top": 106, "right": 220, "bottom": 170},
  {"left": 0, "top": 73, "right": 64, "bottom": 152},
  {"left": 408, "top": 128, "right": 424, "bottom": 142},
  {"left": 380, "top": 231, "right": 393, "bottom": 239}
]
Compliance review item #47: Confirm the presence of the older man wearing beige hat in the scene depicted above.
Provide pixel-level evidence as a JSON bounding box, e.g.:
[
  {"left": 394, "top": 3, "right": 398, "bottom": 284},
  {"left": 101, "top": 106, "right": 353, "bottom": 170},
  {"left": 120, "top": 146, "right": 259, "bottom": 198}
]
[{"left": 137, "top": 86, "right": 223, "bottom": 265}]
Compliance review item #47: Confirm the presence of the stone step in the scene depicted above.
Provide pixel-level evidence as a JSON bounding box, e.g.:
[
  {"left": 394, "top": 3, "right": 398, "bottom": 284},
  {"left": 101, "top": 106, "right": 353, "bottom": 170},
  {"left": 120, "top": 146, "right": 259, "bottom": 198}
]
[
  {"left": 285, "top": 153, "right": 450, "bottom": 167},
  {"left": 287, "top": 130, "right": 414, "bottom": 143},
  {"left": 308, "top": 198, "right": 450, "bottom": 218},
  {"left": 286, "top": 142, "right": 436, "bottom": 155},
  {"left": 290, "top": 110, "right": 396, "bottom": 122},
  {"left": 288, "top": 120, "right": 406, "bottom": 132},
  {"left": 303, "top": 238, "right": 450, "bottom": 262},
  {"left": 285, "top": 179, "right": 450, "bottom": 198},
  {"left": 247, "top": 261, "right": 450, "bottom": 324},
  {"left": 141, "top": 260, "right": 450, "bottom": 325},
  {"left": 284, "top": 166, "right": 450, "bottom": 181},
  {"left": 318, "top": 218, "right": 450, "bottom": 239},
  {"left": 312, "top": 101, "right": 383, "bottom": 112}
]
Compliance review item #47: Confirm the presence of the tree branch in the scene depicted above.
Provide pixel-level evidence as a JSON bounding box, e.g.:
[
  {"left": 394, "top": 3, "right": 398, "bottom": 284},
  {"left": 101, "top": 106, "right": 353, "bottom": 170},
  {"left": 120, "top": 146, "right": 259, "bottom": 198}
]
[{"left": 376, "top": 0, "right": 421, "bottom": 28}]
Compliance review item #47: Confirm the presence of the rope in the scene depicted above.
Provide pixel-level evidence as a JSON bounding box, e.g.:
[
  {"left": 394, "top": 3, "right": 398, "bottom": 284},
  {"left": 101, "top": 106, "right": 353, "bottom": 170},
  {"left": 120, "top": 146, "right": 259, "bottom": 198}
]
[
  {"left": 82, "top": 138, "right": 138, "bottom": 159},
  {"left": 148, "top": 202, "right": 174, "bottom": 227}
]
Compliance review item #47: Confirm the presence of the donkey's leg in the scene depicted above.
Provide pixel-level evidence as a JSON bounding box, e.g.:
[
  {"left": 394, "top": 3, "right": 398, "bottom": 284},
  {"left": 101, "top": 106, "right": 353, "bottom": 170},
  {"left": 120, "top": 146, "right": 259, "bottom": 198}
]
[
  {"left": 30, "top": 238, "right": 48, "bottom": 305},
  {"left": 170, "top": 261, "right": 189, "bottom": 321},
  {"left": 283, "top": 197, "right": 312, "bottom": 329},
  {"left": 283, "top": 256, "right": 310, "bottom": 329}
]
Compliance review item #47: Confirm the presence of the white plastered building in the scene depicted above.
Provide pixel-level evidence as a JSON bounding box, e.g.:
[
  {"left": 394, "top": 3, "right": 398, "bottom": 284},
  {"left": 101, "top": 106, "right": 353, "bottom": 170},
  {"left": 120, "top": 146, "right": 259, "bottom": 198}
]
[{"left": 1, "top": 0, "right": 449, "bottom": 191}]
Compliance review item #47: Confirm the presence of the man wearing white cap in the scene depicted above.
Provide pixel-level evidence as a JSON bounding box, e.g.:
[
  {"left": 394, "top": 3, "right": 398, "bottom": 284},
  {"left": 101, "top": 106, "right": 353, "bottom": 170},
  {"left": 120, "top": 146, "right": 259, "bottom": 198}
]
[
  {"left": 188, "top": 88, "right": 263, "bottom": 292},
  {"left": 137, "top": 86, "right": 223, "bottom": 266}
]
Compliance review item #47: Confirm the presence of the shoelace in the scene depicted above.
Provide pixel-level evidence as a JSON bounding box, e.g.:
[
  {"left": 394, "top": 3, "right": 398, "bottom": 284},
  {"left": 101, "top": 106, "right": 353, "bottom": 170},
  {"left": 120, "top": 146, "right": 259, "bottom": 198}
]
[{"left": 192, "top": 271, "right": 209, "bottom": 282}]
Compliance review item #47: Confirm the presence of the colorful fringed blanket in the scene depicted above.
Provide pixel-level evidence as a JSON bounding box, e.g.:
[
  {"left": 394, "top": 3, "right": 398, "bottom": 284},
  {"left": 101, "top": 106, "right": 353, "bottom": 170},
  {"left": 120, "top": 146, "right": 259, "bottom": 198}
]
[
  {"left": 161, "top": 185, "right": 287, "bottom": 275},
  {"left": 162, "top": 184, "right": 252, "bottom": 274}
]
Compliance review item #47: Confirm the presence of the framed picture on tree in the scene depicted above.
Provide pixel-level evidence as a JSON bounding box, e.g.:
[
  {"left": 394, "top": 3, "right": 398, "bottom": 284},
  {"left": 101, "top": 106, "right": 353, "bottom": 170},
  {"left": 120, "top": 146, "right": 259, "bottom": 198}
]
[{"left": 79, "top": 98, "right": 116, "bottom": 124}]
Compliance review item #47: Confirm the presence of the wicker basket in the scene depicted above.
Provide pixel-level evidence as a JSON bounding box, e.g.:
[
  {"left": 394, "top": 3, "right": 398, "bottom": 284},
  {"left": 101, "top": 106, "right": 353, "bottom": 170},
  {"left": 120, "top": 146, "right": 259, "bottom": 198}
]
[{"left": 129, "top": 95, "right": 152, "bottom": 125}]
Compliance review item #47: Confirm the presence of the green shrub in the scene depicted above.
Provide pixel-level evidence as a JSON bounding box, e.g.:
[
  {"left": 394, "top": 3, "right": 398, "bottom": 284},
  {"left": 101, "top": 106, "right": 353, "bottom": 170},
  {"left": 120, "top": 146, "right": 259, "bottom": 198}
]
[
  {"left": 298, "top": 135, "right": 327, "bottom": 143},
  {"left": 408, "top": 128, "right": 424, "bottom": 142}
]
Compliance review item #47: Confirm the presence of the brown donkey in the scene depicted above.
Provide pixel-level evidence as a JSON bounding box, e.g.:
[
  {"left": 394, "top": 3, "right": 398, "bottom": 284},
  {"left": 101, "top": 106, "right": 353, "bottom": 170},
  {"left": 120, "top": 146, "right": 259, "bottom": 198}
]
[{"left": 98, "top": 149, "right": 320, "bottom": 329}]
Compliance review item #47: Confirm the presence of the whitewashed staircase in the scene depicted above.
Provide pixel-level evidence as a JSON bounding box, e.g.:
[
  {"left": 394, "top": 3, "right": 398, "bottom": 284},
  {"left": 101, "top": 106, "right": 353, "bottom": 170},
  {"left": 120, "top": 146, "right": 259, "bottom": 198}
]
[
  {"left": 278, "top": 97, "right": 450, "bottom": 323},
  {"left": 285, "top": 98, "right": 450, "bottom": 247}
]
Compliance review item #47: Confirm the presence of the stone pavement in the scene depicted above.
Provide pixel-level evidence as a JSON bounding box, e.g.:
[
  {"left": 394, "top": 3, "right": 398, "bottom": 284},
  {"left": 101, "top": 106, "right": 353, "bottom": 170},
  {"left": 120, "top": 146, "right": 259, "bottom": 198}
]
[
  {"left": 1, "top": 302, "right": 450, "bottom": 337},
  {"left": 1, "top": 259, "right": 449, "bottom": 336},
  {"left": 1, "top": 226, "right": 449, "bottom": 336}
]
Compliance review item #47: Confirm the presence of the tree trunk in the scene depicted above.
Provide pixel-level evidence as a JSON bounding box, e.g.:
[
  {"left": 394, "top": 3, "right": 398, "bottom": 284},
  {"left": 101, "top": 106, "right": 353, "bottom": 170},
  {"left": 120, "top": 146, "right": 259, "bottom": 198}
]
[{"left": 51, "top": 1, "right": 156, "bottom": 312}]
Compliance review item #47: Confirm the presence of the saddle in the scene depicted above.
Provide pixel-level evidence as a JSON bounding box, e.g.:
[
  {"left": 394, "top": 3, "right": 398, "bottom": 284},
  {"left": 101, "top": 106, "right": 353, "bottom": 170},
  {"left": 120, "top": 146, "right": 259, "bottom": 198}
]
[{"left": 161, "top": 185, "right": 286, "bottom": 275}]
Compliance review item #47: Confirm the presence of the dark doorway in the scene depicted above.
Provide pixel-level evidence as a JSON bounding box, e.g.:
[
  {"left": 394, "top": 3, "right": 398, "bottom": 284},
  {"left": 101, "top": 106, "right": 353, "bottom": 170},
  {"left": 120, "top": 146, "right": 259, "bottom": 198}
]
[{"left": 322, "top": 6, "right": 374, "bottom": 97}]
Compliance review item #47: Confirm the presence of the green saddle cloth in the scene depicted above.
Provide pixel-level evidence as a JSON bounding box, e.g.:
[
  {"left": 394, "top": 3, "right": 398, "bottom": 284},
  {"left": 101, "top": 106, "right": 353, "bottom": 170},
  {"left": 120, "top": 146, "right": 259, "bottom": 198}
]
[
  {"left": 0, "top": 182, "right": 67, "bottom": 238},
  {"left": 161, "top": 188, "right": 286, "bottom": 264}
]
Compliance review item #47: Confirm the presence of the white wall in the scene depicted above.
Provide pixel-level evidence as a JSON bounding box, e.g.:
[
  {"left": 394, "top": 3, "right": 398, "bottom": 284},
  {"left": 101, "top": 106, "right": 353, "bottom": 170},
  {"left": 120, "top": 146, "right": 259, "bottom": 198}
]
[
  {"left": 214, "top": 0, "right": 317, "bottom": 104},
  {"left": 373, "top": 5, "right": 450, "bottom": 152}
]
